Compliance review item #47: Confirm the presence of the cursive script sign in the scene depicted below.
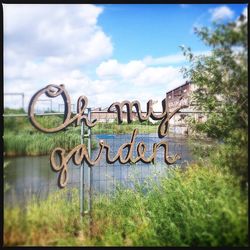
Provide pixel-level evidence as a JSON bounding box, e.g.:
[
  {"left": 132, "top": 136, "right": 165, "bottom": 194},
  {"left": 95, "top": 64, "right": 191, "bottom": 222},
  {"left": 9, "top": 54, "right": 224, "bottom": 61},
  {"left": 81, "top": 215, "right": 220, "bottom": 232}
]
[{"left": 28, "top": 84, "right": 188, "bottom": 188}]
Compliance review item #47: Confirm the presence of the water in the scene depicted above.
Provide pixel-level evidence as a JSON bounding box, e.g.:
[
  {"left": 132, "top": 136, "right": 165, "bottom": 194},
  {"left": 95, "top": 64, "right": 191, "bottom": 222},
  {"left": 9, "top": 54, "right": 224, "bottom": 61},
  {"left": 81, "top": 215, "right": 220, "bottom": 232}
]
[{"left": 4, "top": 133, "right": 193, "bottom": 207}]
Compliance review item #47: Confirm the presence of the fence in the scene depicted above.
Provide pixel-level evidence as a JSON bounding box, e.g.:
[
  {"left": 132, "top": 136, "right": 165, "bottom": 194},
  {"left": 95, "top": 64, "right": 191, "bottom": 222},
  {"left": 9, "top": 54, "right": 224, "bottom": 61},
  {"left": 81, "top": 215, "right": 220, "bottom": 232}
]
[{"left": 3, "top": 109, "right": 195, "bottom": 215}]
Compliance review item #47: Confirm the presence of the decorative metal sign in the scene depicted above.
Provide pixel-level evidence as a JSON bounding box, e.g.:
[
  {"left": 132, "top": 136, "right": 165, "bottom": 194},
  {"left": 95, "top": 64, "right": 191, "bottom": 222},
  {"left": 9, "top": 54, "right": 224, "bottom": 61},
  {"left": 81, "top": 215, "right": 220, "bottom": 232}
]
[{"left": 28, "top": 84, "right": 188, "bottom": 188}]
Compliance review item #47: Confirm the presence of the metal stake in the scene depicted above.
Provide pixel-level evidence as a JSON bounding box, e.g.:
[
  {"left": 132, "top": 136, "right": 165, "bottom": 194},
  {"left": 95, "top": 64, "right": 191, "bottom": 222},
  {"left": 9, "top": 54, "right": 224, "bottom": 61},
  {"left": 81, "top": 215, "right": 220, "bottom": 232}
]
[
  {"left": 87, "top": 108, "right": 93, "bottom": 236},
  {"left": 80, "top": 120, "right": 85, "bottom": 217}
]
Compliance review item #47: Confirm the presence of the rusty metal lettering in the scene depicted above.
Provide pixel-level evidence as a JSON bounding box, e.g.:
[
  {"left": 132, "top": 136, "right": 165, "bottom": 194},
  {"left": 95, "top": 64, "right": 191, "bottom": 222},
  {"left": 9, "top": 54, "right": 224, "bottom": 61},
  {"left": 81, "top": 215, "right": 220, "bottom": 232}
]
[
  {"left": 108, "top": 96, "right": 188, "bottom": 138},
  {"left": 157, "top": 105, "right": 188, "bottom": 138},
  {"left": 50, "top": 129, "right": 180, "bottom": 188},
  {"left": 108, "top": 100, "right": 153, "bottom": 123},
  {"left": 28, "top": 84, "right": 97, "bottom": 133},
  {"left": 28, "top": 85, "right": 187, "bottom": 188},
  {"left": 28, "top": 84, "right": 186, "bottom": 136}
]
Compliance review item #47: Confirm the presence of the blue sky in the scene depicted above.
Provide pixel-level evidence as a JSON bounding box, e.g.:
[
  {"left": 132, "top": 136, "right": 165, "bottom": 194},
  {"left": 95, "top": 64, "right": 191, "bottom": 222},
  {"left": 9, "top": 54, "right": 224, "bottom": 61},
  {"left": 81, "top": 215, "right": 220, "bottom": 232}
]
[
  {"left": 98, "top": 4, "right": 246, "bottom": 62},
  {"left": 3, "top": 4, "right": 247, "bottom": 111}
]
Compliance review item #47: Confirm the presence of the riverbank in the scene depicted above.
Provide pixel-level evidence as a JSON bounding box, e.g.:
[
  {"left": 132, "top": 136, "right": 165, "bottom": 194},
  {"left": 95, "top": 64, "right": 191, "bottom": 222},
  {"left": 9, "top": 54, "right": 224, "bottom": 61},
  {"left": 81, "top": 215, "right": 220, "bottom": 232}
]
[
  {"left": 3, "top": 109, "right": 212, "bottom": 157},
  {"left": 92, "top": 122, "right": 157, "bottom": 134},
  {"left": 4, "top": 163, "right": 247, "bottom": 246},
  {"left": 4, "top": 127, "right": 97, "bottom": 157},
  {"left": 4, "top": 112, "right": 158, "bottom": 156}
]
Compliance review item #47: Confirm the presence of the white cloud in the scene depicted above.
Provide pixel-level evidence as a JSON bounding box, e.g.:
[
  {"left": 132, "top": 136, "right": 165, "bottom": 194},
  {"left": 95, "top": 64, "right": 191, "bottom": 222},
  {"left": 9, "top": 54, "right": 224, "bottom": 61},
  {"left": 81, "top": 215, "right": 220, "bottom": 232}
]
[
  {"left": 96, "top": 59, "right": 146, "bottom": 79},
  {"left": 96, "top": 58, "right": 184, "bottom": 89},
  {"left": 3, "top": 4, "right": 112, "bottom": 74},
  {"left": 95, "top": 57, "right": 186, "bottom": 110},
  {"left": 3, "top": 4, "right": 113, "bottom": 110},
  {"left": 121, "top": 60, "right": 146, "bottom": 79},
  {"left": 96, "top": 59, "right": 122, "bottom": 78},
  {"left": 242, "top": 7, "right": 247, "bottom": 19},
  {"left": 145, "top": 50, "right": 211, "bottom": 66},
  {"left": 94, "top": 48, "right": 212, "bottom": 110},
  {"left": 235, "top": 6, "right": 248, "bottom": 28},
  {"left": 132, "top": 66, "right": 182, "bottom": 87},
  {"left": 209, "top": 5, "right": 234, "bottom": 21},
  {"left": 143, "top": 54, "right": 185, "bottom": 65},
  {"left": 4, "top": 4, "right": 111, "bottom": 62},
  {"left": 4, "top": 4, "right": 209, "bottom": 113}
]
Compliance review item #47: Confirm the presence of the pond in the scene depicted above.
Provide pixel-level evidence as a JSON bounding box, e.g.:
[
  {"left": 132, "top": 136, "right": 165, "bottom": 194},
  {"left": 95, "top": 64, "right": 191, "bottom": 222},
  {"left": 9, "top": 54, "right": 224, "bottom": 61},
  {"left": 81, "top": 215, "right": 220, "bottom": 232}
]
[{"left": 4, "top": 133, "right": 195, "bottom": 207}]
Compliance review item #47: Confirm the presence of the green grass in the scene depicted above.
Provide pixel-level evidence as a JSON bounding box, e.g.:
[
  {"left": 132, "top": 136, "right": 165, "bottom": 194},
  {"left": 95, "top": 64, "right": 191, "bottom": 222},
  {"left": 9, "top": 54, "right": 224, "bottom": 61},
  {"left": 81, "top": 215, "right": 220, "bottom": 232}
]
[
  {"left": 4, "top": 112, "right": 158, "bottom": 156},
  {"left": 4, "top": 112, "right": 97, "bottom": 156},
  {"left": 4, "top": 164, "right": 248, "bottom": 246},
  {"left": 92, "top": 120, "right": 158, "bottom": 134},
  {"left": 4, "top": 126, "right": 97, "bottom": 157}
]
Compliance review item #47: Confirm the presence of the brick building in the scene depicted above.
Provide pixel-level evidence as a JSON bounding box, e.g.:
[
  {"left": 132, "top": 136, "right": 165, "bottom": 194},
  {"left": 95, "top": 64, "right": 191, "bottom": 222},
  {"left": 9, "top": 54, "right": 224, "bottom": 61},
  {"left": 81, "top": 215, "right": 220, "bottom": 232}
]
[
  {"left": 91, "top": 107, "right": 146, "bottom": 123},
  {"left": 90, "top": 81, "right": 205, "bottom": 135},
  {"left": 166, "top": 81, "right": 205, "bottom": 135}
]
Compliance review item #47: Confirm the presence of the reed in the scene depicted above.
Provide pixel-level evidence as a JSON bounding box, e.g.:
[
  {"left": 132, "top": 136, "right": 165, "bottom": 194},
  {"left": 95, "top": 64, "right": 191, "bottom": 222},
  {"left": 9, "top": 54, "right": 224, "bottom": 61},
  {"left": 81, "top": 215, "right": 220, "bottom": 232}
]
[
  {"left": 4, "top": 114, "right": 156, "bottom": 156},
  {"left": 92, "top": 123, "right": 158, "bottom": 134},
  {"left": 4, "top": 127, "right": 97, "bottom": 157}
]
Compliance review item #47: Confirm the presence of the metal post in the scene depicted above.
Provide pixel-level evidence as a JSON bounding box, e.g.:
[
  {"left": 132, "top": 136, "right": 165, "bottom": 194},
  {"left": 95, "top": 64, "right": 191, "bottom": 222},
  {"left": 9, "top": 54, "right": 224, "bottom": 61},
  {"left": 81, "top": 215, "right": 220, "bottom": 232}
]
[
  {"left": 50, "top": 99, "right": 52, "bottom": 112},
  {"left": 87, "top": 108, "right": 92, "bottom": 210},
  {"left": 87, "top": 108, "right": 93, "bottom": 236},
  {"left": 22, "top": 94, "right": 24, "bottom": 111},
  {"left": 80, "top": 120, "right": 85, "bottom": 217}
]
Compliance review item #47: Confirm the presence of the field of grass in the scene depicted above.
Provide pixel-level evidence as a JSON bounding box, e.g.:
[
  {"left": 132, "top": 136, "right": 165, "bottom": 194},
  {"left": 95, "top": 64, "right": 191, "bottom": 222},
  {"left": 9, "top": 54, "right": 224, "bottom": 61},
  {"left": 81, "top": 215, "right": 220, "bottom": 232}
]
[{"left": 3, "top": 163, "right": 248, "bottom": 246}]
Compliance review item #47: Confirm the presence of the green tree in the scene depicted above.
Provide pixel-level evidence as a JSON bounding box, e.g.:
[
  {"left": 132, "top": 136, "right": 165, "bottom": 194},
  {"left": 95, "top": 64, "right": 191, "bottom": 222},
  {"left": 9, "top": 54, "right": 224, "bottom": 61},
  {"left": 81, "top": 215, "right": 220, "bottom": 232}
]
[{"left": 181, "top": 13, "right": 248, "bottom": 185}]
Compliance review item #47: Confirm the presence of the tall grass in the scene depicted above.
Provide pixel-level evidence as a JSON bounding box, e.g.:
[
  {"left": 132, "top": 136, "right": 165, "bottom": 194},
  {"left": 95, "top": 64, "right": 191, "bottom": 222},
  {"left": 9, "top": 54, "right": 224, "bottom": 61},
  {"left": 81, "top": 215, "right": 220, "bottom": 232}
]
[
  {"left": 4, "top": 164, "right": 248, "bottom": 246},
  {"left": 92, "top": 122, "right": 157, "bottom": 134},
  {"left": 4, "top": 115, "right": 97, "bottom": 156},
  {"left": 4, "top": 127, "right": 97, "bottom": 157},
  {"left": 4, "top": 114, "right": 157, "bottom": 156}
]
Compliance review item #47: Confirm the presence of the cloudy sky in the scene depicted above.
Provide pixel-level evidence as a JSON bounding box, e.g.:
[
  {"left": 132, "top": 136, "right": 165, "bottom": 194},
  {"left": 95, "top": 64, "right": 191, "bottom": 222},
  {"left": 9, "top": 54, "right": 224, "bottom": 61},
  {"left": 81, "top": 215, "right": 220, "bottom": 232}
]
[{"left": 3, "top": 4, "right": 247, "bottom": 112}]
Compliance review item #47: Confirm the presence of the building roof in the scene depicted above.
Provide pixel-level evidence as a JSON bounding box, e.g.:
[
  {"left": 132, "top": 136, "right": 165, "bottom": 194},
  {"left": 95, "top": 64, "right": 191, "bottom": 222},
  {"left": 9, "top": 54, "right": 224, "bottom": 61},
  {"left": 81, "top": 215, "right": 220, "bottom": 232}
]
[{"left": 166, "top": 81, "right": 192, "bottom": 94}]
